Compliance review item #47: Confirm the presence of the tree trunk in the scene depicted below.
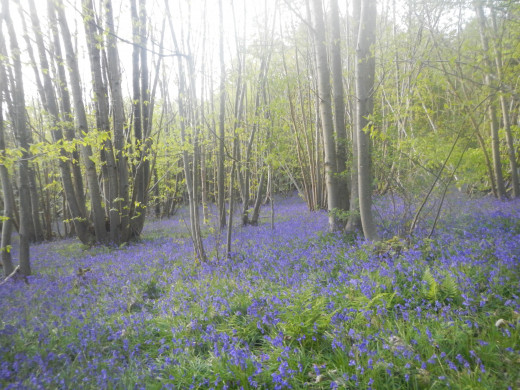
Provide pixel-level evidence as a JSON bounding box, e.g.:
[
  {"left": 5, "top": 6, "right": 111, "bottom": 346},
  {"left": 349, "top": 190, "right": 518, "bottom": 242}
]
[
  {"left": 30, "top": 0, "right": 93, "bottom": 245},
  {"left": 57, "top": 1, "right": 107, "bottom": 243},
  {"left": 475, "top": 1, "right": 506, "bottom": 199},
  {"left": 345, "top": 0, "right": 363, "bottom": 233},
  {"left": 310, "top": 0, "right": 341, "bottom": 232},
  {"left": 250, "top": 167, "right": 266, "bottom": 226},
  {"left": 490, "top": 9, "right": 519, "bottom": 198},
  {"left": 0, "top": 69, "right": 14, "bottom": 277},
  {"left": 83, "top": 0, "right": 120, "bottom": 242},
  {"left": 3, "top": 0, "right": 31, "bottom": 275},
  {"left": 129, "top": 0, "right": 151, "bottom": 237},
  {"left": 330, "top": 0, "right": 350, "bottom": 213},
  {"left": 49, "top": 1, "right": 87, "bottom": 218},
  {"left": 165, "top": 1, "right": 206, "bottom": 262},
  {"left": 106, "top": 0, "right": 129, "bottom": 242},
  {"left": 218, "top": 0, "right": 227, "bottom": 229},
  {"left": 356, "top": 0, "right": 379, "bottom": 241}
]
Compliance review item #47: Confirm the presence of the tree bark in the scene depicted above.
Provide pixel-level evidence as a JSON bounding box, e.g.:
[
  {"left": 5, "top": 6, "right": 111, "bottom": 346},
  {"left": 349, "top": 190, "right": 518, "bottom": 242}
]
[
  {"left": 165, "top": 1, "right": 206, "bottom": 262},
  {"left": 30, "top": 0, "right": 93, "bottom": 245},
  {"left": 356, "top": 0, "right": 379, "bottom": 241},
  {"left": 330, "top": 0, "right": 350, "bottom": 213},
  {"left": 490, "top": 8, "right": 519, "bottom": 198},
  {"left": 345, "top": 0, "right": 363, "bottom": 233},
  {"left": 0, "top": 61, "right": 14, "bottom": 277},
  {"left": 3, "top": 0, "right": 31, "bottom": 274},
  {"left": 83, "top": 0, "right": 120, "bottom": 241},
  {"left": 250, "top": 167, "right": 266, "bottom": 226},
  {"left": 475, "top": 1, "right": 506, "bottom": 199},
  {"left": 106, "top": 0, "right": 129, "bottom": 243},
  {"left": 218, "top": 0, "right": 227, "bottom": 229},
  {"left": 310, "top": 0, "right": 341, "bottom": 232},
  {"left": 57, "top": 1, "right": 108, "bottom": 243},
  {"left": 49, "top": 1, "right": 87, "bottom": 218}
]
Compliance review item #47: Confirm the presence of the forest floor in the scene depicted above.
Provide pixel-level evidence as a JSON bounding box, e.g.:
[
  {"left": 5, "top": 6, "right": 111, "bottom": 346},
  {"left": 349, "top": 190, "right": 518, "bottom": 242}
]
[{"left": 0, "top": 193, "right": 519, "bottom": 389}]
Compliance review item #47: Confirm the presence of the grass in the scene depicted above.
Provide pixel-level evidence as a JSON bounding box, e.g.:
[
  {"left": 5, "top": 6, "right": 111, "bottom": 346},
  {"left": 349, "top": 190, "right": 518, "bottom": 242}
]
[{"left": 0, "top": 195, "right": 519, "bottom": 389}]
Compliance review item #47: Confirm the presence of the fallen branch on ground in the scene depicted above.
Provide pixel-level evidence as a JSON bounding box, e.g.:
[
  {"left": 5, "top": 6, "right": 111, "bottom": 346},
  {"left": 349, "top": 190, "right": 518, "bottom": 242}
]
[{"left": 0, "top": 265, "right": 21, "bottom": 287}]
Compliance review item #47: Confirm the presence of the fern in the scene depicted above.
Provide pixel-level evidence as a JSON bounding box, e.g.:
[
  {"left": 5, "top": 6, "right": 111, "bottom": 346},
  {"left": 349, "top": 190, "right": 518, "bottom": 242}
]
[
  {"left": 421, "top": 267, "right": 460, "bottom": 303},
  {"left": 440, "top": 275, "right": 460, "bottom": 302},
  {"left": 422, "top": 267, "right": 439, "bottom": 302}
]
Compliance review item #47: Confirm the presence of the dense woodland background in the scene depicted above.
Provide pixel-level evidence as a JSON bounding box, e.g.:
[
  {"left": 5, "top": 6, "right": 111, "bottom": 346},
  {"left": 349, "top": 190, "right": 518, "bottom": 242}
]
[{"left": 0, "top": 0, "right": 519, "bottom": 276}]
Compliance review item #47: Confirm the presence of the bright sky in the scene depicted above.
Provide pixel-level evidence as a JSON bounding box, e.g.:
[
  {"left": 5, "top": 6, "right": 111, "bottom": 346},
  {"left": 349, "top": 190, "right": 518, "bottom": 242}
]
[
  {"left": 6, "top": 0, "right": 470, "bottom": 102},
  {"left": 10, "top": 0, "right": 295, "bottom": 101}
]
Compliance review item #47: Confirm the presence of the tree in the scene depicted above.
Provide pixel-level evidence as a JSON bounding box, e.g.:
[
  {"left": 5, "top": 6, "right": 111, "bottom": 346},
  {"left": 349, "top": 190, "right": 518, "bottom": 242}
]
[
  {"left": 0, "top": 49, "right": 14, "bottom": 277},
  {"left": 2, "top": 0, "right": 32, "bottom": 275},
  {"left": 330, "top": 0, "right": 349, "bottom": 213},
  {"left": 474, "top": 0, "right": 506, "bottom": 199},
  {"left": 218, "top": 0, "right": 227, "bottom": 230},
  {"left": 356, "top": 0, "right": 379, "bottom": 241},
  {"left": 310, "top": 0, "right": 341, "bottom": 232},
  {"left": 56, "top": 0, "right": 108, "bottom": 243},
  {"left": 345, "top": 0, "right": 363, "bottom": 233},
  {"left": 28, "top": 0, "right": 93, "bottom": 244}
]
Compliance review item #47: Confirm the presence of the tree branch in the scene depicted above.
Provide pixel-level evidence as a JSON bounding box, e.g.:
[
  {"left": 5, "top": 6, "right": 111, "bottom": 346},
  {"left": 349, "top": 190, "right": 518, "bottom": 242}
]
[{"left": 0, "top": 265, "right": 20, "bottom": 286}]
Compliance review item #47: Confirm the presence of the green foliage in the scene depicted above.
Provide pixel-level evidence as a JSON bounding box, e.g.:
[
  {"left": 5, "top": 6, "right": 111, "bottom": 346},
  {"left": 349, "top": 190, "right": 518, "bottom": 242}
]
[
  {"left": 421, "top": 267, "right": 460, "bottom": 303},
  {"left": 141, "top": 278, "right": 163, "bottom": 300},
  {"left": 278, "top": 289, "right": 337, "bottom": 350}
]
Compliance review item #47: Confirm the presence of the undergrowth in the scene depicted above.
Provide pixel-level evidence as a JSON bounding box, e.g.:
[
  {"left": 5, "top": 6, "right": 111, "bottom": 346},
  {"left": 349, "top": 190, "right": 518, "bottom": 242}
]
[{"left": 0, "top": 196, "right": 519, "bottom": 389}]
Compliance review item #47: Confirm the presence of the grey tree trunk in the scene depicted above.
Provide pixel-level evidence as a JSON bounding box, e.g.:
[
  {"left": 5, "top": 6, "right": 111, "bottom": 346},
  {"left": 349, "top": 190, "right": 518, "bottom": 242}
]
[
  {"left": 250, "top": 167, "right": 266, "bottom": 226},
  {"left": 165, "top": 1, "right": 206, "bottom": 262},
  {"left": 0, "top": 65, "right": 14, "bottom": 277},
  {"left": 130, "top": 0, "right": 151, "bottom": 237},
  {"left": 28, "top": 168, "right": 43, "bottom": 242},
  {"left": 83, "top": 0, "right": 120, "bottom": 241},
  {"left": 330, "top": 0, "right": 350, "bottom": 214},
  {"left": 57, "top": 1, "right": 108, "bottom": 243},
  {"left": 310, "top": 0, "right": 341, "bottom": 232},
  {"left": 106, "top": 0, "right": 129, "bottom": 242},
  {"left": 356, "top": 0, "right": 379, "bottom": 241},
  {"left": 3, "top": 0, "right": 31, "bottom": 275},
  {"left": 218, "top": 0, "right": 227, "bottom": 229},
  {"left": 30, "top": 0, "right": 93, "bottom": 245},
  {"left": 475, "top": 1, "right": 506, "bottom": 199},
  {"left": 345, "top": 0, "right": 363, "bottom": 233},
  {"left": 48, "top": 0, "right": 86, "bottom": 218},
  {"left": 490, "top": 9, "right": 519, "bottom": 198},
  {"left": 227, "top": 148, "right": 237, "bottom": 256}
]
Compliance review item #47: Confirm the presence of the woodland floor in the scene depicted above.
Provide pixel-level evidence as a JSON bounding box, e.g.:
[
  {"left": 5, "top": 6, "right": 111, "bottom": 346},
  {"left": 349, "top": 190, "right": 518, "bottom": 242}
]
[{"left": 0, "top": 193, "right": 519, "bottom": 389}]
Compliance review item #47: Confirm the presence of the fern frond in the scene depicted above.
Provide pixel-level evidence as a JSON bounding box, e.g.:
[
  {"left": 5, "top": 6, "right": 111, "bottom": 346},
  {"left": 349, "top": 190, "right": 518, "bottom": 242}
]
[
  {"left": 441, "top": 275, "right": 460, "bottom": 301},
  {"left": 422, "top": 267, "right": 439, "bottom": 302}
]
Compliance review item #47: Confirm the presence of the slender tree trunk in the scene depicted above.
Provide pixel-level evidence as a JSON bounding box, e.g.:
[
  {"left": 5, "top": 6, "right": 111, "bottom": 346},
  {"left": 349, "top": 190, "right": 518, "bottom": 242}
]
[
  {"left": 201, "top": 142, "right": 209, "bottom": 223},
  {"left": 49, "top": 0, "right": 86, "bottom": 218},
  {"left": 3, "top": 0, "right": 31, "bottom": 275},
  {"left": 57, "top": 1, "right": 107, "bottom": 243},
  {"left": 345, "top": 0, "right": 362, "bottom": 233},
  {"left": 30, "top": 0, "right": 93, "bottom": 244},
  {"left": 356, "top": 0, "right": 379, "bottom": 241},
  {"left": 165, "top": 2, "right": 206, "bottom": 262},
  {"left": 330, "top": 0, "right": 349, "bottom": 213},
  {"left": 227, "top": 151, "right": 237, "bottom": 256},
  {"left": 0, "top": 67, "right": 14, "bottom": 276},
  {"left": 106, "top": 0, "right": 129, "bottom": 242},
  {"left": 129, "top": 0, "right": 151, "bottom": 237},
  {"left": 83, "top": 0, "right": 120, "bottom": 242},
  {"left": 490, "top": 10, "right": 519, "bottom": 198},
  {"left": 250, "top": 167, "right": 266, "bottom": 226},
  {"left": 310, "top": 0, "right": 341, "bottom": 231},
  {"left": 475, "top": 1, "right": 506, "bottom": 199},
  {"left": 218, "top": 0, "right": 227, "bottom": 229}
]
